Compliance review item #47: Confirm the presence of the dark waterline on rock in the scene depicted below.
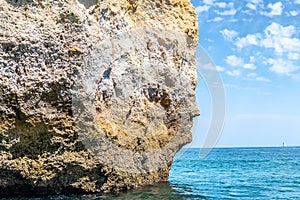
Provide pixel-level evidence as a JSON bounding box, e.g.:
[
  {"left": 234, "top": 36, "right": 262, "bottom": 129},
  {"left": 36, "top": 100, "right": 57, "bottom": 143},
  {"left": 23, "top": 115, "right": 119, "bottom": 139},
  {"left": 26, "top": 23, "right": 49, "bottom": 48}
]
[{"left": 0, "top": 182, "right": 207, "bottom": 200}]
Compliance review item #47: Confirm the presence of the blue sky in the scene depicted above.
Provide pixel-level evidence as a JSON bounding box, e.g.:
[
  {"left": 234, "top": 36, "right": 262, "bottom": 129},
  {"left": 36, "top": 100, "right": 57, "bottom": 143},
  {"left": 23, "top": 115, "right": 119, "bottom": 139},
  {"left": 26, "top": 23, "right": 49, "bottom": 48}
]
[{"left": 190, "top": 0, "right": 300, "bottom": 147}]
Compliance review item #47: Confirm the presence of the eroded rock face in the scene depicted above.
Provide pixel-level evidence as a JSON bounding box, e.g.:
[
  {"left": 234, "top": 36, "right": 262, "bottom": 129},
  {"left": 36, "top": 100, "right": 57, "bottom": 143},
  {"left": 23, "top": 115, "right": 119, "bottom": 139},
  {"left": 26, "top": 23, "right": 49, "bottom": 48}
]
[{"left": 0, "top": 0, "right": 199, "bottom": 196}]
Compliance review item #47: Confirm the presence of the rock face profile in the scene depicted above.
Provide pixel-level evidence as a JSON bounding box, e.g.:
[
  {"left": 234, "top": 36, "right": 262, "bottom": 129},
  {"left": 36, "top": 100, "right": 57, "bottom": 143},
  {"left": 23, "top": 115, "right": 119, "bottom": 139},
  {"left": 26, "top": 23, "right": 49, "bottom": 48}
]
[{"left": 0, "top": 0, "right": 199, "bottom": 196}]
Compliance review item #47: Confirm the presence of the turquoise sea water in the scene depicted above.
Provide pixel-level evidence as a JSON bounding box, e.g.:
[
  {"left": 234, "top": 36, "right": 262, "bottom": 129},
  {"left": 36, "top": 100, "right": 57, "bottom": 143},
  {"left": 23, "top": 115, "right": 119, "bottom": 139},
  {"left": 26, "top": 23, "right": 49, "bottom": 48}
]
[
  {"left": 2, "top": 147, "right": 300, "bottom": 199},
  {"left": 170, "top": 147, "right": 300, "bottom": 199}
]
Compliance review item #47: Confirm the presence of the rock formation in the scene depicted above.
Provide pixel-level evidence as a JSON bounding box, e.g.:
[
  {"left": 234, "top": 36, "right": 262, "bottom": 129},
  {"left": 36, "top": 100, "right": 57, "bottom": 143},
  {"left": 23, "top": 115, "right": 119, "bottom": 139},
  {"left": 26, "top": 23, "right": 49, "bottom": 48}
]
[{"left": 0, "top": 0, "right": 199, "bottom": 196}]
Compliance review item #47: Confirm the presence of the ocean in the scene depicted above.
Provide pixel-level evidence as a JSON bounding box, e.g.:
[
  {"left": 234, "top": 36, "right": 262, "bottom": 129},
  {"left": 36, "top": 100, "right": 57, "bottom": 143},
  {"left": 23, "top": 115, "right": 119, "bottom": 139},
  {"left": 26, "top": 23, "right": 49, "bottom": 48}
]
[
  {"left": 170, "top": 147, "right": 300, "bottom": 199},
  {"left": 2, "top": 147, "right": 300, "bottom": 199}
]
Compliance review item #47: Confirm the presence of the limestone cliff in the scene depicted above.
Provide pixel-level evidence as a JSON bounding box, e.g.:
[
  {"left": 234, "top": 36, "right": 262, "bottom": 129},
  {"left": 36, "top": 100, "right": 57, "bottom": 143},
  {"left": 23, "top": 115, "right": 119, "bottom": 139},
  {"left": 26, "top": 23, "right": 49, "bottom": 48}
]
[{"left": 0, "top": 0, "right": 199, "bottom": 196}]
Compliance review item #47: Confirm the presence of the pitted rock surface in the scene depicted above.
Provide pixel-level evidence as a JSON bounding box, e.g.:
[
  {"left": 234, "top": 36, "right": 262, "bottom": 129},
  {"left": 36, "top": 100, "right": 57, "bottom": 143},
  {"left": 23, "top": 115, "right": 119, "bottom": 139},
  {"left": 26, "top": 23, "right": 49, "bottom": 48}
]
[{"left": 0, "top": 0, "right": 199, "bottom": 196}]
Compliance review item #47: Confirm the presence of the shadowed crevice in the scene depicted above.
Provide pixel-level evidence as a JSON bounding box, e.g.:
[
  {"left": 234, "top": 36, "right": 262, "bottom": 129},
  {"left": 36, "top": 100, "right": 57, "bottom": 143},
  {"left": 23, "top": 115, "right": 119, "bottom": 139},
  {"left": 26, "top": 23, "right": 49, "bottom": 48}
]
[{"left": 0, "top": 163, "right": 106, "bottom": 197}]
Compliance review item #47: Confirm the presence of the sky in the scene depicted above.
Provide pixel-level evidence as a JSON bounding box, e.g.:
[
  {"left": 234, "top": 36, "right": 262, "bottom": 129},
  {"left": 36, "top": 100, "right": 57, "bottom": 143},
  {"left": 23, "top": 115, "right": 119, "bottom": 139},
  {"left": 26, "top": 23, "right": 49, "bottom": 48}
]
[{"left": 189, "top": 0, "right": 300, "bottom": 147}]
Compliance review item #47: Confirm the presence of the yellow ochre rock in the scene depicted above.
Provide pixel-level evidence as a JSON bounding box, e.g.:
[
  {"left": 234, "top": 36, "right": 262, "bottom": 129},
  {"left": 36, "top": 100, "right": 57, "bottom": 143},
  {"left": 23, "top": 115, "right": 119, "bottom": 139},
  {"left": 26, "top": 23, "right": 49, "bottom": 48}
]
[{"left": 0, "top": 0, "right": 199, "bottom": 196}]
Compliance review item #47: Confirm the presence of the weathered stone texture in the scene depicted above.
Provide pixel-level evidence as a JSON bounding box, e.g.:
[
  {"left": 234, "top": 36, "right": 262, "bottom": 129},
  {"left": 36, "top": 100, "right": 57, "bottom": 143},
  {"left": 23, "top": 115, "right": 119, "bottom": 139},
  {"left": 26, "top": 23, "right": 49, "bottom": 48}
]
[{"left": 0, "top": 0, "right": 199, "bottom": 196}]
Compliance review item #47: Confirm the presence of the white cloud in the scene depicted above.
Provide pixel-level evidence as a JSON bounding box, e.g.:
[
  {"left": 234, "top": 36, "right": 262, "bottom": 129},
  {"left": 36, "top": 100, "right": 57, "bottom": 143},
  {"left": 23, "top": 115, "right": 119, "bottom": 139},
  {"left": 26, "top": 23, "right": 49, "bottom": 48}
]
[
  {"left": 256, "top": 77, "right": 271, "bottom": 82},
  {"left": 246, "top": 3, "right": 257, "bottom": 10},
  {"left": 289, "top": 11, "right": 298, "bottom": 16},
  {"left": 220, "top": 29, "right": 238, "bottom": 41},
  {"left": 291, "top": 73, "right": 300, "bottom": 80},
  {"left": 216, "top": 8, "right": 237, "bottom": 16},
  {"left": 268, "top": 58, "right": 300, "bottom": 76},
  {"left": 295, "top": 0, "right": 300, "bottom": 4},
  {"left": 268, "top": 2, "right": 283, "bottom": 15},
  {"left": 226, "top": 70, "right": 241, "bottom": 77},
  {"left": 246, "top": 0, "right": 263, "bottom": 10},
  {"left": 235, "top": 34, "right": 260, "bottom": 48},
  {"left": 215, "top": 2, "right": 234, "bottom": 8},
  {"left": 264, "top": 22, "right": 295, "bottom": 37},
  {"left": 234, "top": 23, "right": 300, "bottom": 55},
  {"left": 261, "top": 23, "right": 300, "bottom": 54},
  {"left": 261, "top": 2, "right": 283, "bottom": 17},
  {"left": 215, "top": 2, "right": 227, "bottom": 8},
  {"left": 196, "top": 5, "right": 210, "bottom": 13},
  {"left": 226, "top": 55, "right": 244, "bottom": 67},
  {"left": 203, "top": 0, "right": 215, "bottom": 5},
  {"left": 243, "top": 63, "right": 257, "bottom": 70},
  {"left": 208, "top": 17, "right": 223, "bottom": 22},
  {"left": 247, "top": 73, "right": 271, "bottom": 82},
  {"left": 247, "top": 73, "right": 257, "bottom": 78},
  {"left": 250, "top": 56, "right": 255, "bottom": 63},
  {"left": 288, "top": 53, "right": 299, "bottom": 60},
  {"left": 216, "top": 66, "right": 226, "bottom": 72}
]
